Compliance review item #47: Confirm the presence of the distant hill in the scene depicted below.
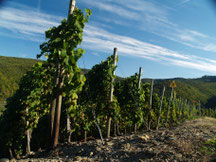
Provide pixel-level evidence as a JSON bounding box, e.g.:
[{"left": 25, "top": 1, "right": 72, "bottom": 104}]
[
  {"left": 142, "top": 76, "right": 216, "bottom": 108},
  {"left": 0, "top": 56, "right": 41, "bottom": 101},
  {"left": 0, "top": 56, "right": 216, "bottom": 114},
  {"left": 0, "top": 56, "right": 41, "bottom": 114}
]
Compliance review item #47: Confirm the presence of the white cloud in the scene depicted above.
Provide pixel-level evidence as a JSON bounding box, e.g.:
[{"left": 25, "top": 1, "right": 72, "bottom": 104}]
[
  {"left": 83, "top": 25, "right": 216, "bottom": 73},
  {"left": 1, "top": 1, "right": 216, "bottom": 74},
  {"left": 0, "top": 2, "right": 63, "bottom": 41},
  {"left": 81, "top": 0, "right": 140, "bottom": 20},
  {"left": 203, "top": 44, "right": 216, "bottom": 52},
  {"left": 80, "top": 0, "right": 216, "bottom": 54}
]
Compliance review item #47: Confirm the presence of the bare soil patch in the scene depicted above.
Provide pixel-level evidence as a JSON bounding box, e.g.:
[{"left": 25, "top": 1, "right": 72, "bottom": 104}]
[{"left": 10, "top": 117, "right": 216, "bottom": 161}]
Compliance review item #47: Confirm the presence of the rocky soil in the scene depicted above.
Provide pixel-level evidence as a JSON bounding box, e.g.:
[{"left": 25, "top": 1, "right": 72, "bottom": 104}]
[{"left": 4, "top": 117, "right": 216, "bottom": 162}]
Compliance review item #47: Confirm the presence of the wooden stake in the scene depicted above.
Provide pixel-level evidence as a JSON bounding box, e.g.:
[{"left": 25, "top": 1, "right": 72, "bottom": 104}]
[
  {"left": 134, "top": 67, "right": 142, "bottom": 134},
  {"left": 109, "top": 48, "right": 117, "bottom": 102},
  {"left": 26, "top": 108, "right": 31, "bottom": 155},
  {"left": 177, "top": 97, "right": 181, "bottom": 118},
  {"left": 49, "top": 62, "right": 59, "bottom": 144},
  {"left": 67, "top": 113, "right": 72, "bottom": 143},
  {"left": 165, "top": 87, "right": 174, "bottom": 123},
  {"left": 107, "top": 48, "right": 117, "bottom": 139},
  {"left": 182, "top": 99, "right": 187, "bottom": 120},
  {"left": 84, "top": 131, "right": 87, "bottom": 142},
  {"left": 148, "top": 79, "right": 154, "bottom": 130},
  {"left": 53, "top": 67, "right": 64, "bottom": 147},
  {"left": 199, "top": 100, "right": 201, "bottom": 116},
  {"left": 156, "top": 86, "right": 165, "bottom": 130},
  {"left": 187, "top": 101, "right": 190, "bottom": 119},
  {"left": 68, "top": 0, "right": 76, "bottom": 19},
  {"left": 52, "top": 0, "right": 76, "bottom": 148},
  {"left": 138, "top": 67, "right": 142, "bottom": 89},
  {"left": 114, "top": 121, "right": 117, "bottom": 137}
]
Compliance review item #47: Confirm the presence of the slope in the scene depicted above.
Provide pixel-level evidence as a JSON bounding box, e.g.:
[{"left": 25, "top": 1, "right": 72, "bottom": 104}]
[{"left": 142, "top": 76, "right": 216, "bottom": 108}]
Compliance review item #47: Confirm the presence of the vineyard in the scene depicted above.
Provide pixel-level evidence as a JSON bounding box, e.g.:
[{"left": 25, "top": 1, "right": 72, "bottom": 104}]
[{"left": 0, "top": 0, "right": 216, "bottom": 160}]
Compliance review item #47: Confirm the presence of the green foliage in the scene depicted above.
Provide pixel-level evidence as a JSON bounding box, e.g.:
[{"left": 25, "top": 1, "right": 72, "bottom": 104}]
[
  {"left": 38, "top": 8, "right": 91, "bottom": 109},
  {"left": 81, "top": 54, "right": 118, "bottom": 113},
  {"left": 78, "top": 53, "right": 119, "bottom": 137},
  {"left": 0, "top": 56, "right": 41, "bottom": 100},
  {"left": 201, "top": 138, "right": 216, "bottom": 155},
  {"left": 114, "top": 73, "right": 145, "bottom": 130},
  {"left": 0, "top": 62, "right": 49, "bottom": 157},
  {"left": 0, "top": 8, "right": 92, "bottom": 157}
]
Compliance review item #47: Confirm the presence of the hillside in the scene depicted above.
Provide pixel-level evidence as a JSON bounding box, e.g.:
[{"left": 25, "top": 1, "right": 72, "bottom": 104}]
[
  {"left": 0, "top": 56, "right": 41, "bottom": 100},
  {"left": 142, "top": 76, "right": 216, "bottom": 108},
  {"left": 0, "top": 56, "right": 216, "bottom": 113},
  {"left": 0, "top": 56, "right": 41, "bottom": 114}
]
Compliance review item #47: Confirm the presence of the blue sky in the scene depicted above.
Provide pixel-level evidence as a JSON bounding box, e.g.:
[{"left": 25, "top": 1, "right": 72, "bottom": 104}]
[{"left": 0, "top": 0, "right": 216, "bottom": 79}]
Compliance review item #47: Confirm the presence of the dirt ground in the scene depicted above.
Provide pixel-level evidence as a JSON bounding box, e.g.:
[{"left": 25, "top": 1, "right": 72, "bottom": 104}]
[{"left": 6, "top": 117, "right": 216, "bottom": 162}]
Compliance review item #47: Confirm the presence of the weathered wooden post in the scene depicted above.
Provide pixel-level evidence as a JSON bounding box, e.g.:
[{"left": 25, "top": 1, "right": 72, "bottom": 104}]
[
  {"left": 147, "top": 79, "right": 154, "bottom": 130},
  {"left": 138, "top": 67, "right": 142, "bottom": 89},
  {"left": 66, "top": 99, "right": 72, "bottom": 143},
  {"left": 26, "top": 108, "right": 31, "bottom": 155},
  {"left": 199, "top": 100, "right": 201, "bottom": 116},
  {"left": 177, "top": 97, "right": 182, "bottom": 120},
  {"left": 156, "top": 86, "right": 165, "bottom": 130},
  {"left": 107, "top": 47, "right": 118, "bottom": 138},
  {"left": 182, "top": 99, "right": 187, "bottom": 120},
  {"left": 165, "top": 80, "right": 176, "bottom": 124},
  {"left": 134, "top": 67, "right": 142, "bottom": 134},
  {"left": 187, "top": 101, "right": 190, "bottom": 119},
  {"left": 66, "top": 0, "right": 76, "bottom": 143},
  {"left": 52, "top": 0, "right": 76, "bottom": 148}
]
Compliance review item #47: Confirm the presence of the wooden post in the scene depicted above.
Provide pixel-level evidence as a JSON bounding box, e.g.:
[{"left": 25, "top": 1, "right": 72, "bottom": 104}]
[
  {"left": 199, "top": 100, "right": 201, "bottom": 116},
  {"left": 177, "top": 98, "right": 181, "bottom": 119},
  {"left": 165, "top": 81, "right": 176, "bottom": 124},
  {"left": 116, "top": 121, "right": 120, "bottom": 135},
  {"left": 156, "top": 86, "right": 165, "bottom": 130},
  {"left": 177, "top": 97, "right": 182, "bottom": 120},
  {"left": 166, "top": 87, "right": 173, "bottom": 123},
  {"left": 187, "top": 101, "right": 190, "bottom": 119},
  {"left": 49, "top": 62, "right": 59, "bottom": 144},
  {"left": 53, "top": 67, "right": 64, "bottom": 147},
  {"left": 84, "top": 131, "right": 87, "bottom": 142},
  {"left": 68, "top": 0, "right": 76, "bottom": 19},
  {"left": 182, "top": 99, "right": 187, "bottom": 120},
  {"left": 148, "top": 79, "right": 154, "bottom": 130},
  {"left": 26, "top": 108, "right": 31, "bottom": 155},
  {"left": 138, "top": 67, "right": 142, "bottom": 89},
  {"left": 109, "top": 48, "right": 117, "bottom": 101},
  {"left": 107, "top": 48, "right": 117, "bottom": 138},
  {"left": 67, "top": 113, "right": 72, "bottom": 143},
  {"left": 134, "top": 67, "right": 142, "bottom": 134},
  {"left": 52, "top": 0, "right": 76, "bottom": 148}
]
